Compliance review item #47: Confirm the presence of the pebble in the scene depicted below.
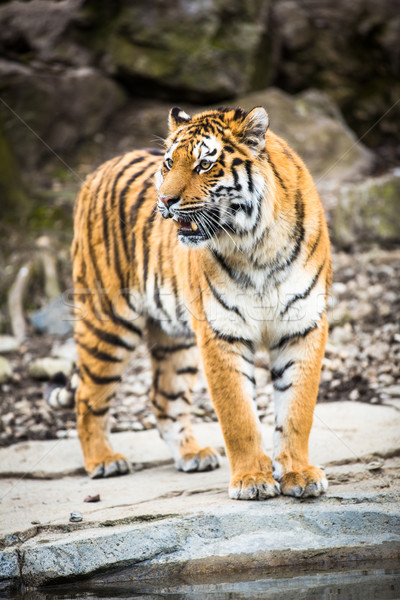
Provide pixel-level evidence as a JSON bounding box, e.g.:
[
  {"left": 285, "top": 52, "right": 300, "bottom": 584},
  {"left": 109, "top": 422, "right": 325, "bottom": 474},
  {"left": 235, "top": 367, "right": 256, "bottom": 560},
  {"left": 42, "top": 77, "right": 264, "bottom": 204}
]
[
  {"left": 382, "top": 385, "right": 400, "bottom": 398},
  {"left": 51, "top": 338, "right": 78, "bottom": 363},
  {"left": 366, "top": 343, "right": 390, "bottom": 360},
  {"left": 69, "top": 511, "right": 83, "bottom": 523},
  {"left": 0, "top": 335, "right": 19, "bottom": 354},
  {"left": 131, "top": 422, "right": 144, "bottom": 431},
  {"left": 349, "top": 389, "right": 359, "bottom": 401},
  {"left": 0, "top": 357, "right": 13, "bottom": 384},
  {"left": 28, "top": 357, "right": 73, "bottom": 380}
]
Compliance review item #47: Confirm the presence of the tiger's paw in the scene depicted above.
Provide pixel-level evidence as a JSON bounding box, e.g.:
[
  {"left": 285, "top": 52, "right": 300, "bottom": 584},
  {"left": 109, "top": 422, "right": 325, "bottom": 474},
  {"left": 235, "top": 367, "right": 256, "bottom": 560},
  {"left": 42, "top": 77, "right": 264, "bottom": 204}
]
[
  {"left": 87, "top": 453, "right": 131, "bottom": 479},
  {"left": 176, "top": 446, "right": 220, "bottom": 472},
  {"left": 229, "top": 471, "right": 281, "bottom": 501},
  {"left": 280, "top": 466, "right": 328, "bottom": 498}
]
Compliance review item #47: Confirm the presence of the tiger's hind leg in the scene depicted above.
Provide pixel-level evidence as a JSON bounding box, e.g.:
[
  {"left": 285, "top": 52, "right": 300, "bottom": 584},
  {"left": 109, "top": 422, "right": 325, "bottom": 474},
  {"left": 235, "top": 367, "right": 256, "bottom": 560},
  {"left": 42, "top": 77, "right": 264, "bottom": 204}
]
[
  {"left": 74, "top": 309, "right": 145, "bottom": 478},
  {"left": 147, "top": 321, "right": 220, "bottom": 472},
  {"left": 270, "top": 315, "right": 329, "bottom": 498}
]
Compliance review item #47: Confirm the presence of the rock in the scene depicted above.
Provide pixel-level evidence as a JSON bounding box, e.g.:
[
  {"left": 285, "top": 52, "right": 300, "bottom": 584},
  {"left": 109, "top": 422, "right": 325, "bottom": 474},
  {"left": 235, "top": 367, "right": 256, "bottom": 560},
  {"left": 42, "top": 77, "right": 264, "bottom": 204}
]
[
  {"left": 102, "top": 0, "right": 274, "bottom": 102},
  {"left": 382, "top": 385, "right": 400, "bottom": 398},
  {"left": 28, "top": 357, "right": 73, "bottom": 380},
  {"left": 273, "top": 0, "right": 400, "bottom": 150},
  {"left": 0, "top": 357, "right": 13, "bottom": 384},
  {"left": 1, "top": 60, "right": 126, "bottom": 170},
  {"left": 331, "top": 171, "right": 400, "bottom": 247},
  {"left": 234, "top": 88, "right": 373, "bottom": 183},
  {"left": 51, "top": 338, "right": 78, "bottom": 363},
  {"left": 0, "top": 335, "right": 19, "bottom": 354},
  {"left": 30, "top": 295, "right": 74, "bottom": 336},
  {"left": 0, "top": 111, "right": 29, "bottom": 222}
]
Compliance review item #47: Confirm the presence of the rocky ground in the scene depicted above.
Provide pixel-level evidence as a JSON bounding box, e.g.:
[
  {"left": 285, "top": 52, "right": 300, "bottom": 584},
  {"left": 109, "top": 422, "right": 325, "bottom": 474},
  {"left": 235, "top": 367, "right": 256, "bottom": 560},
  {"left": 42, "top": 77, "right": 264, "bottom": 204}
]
[{"left": 0, "top": 244, "right": 399, "bottom": 448}]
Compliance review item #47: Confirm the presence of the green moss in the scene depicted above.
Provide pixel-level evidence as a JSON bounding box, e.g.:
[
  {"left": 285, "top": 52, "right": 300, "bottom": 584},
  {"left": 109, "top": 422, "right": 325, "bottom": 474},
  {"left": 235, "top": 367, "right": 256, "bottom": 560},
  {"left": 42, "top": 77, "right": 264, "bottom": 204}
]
[{"left": 0, "top": 113, "right": 29, "bottom": 223}]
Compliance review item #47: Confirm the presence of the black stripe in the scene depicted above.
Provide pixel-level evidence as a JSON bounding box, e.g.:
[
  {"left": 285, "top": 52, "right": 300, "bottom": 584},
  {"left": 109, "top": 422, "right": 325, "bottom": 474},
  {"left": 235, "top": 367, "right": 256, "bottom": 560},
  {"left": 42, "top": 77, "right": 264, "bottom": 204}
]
[
  {"left": 159, "top": 390, "right": 186, "bottom": 401},
  {"left": 130, "top": 179, "right": 153, "bottom": 257},
  {"left": 213, "top": 251, "right": 255, "bottom": 289},
  {"left": 266, "top": 189, "right": 305, "bottom": 275},
  {"left": 82, "top": 318, "right": 136, "bottom": 351},
  {"left": 275, "top": 425, "right": 283, "bottom": 433},
  {"left": 89, "top": 405, "right": 110, "bottom": 416},
  {"left": 151, "top": 342, "right": 195, "bottom": 361},
  {"left": 305, "top": 222, "right": 322, "bottom": 264},
  {"left": 273, "top": 382, "right": 293, "bottom": 392},
  {"left": 211, "top": 327, "right": 254, "bottom": 350},
  {"left": 82, "top": 364, "right": 121, "bottom": 385},
  {"left": 176, "top": 366, "right": 198, "bottom": 375},
  {"left": 270, "top": 360, "right": 295, "bottom": 381},
  {"left": 266, "top": 151, "right": 287, "bottom": 193},
  {"left": 119, "top": 163, "right": 157, "bottom": 260},
  {"left": 245, "top": 160, "right": 254, "bottom": 193},
  {"left": 76, "top": 339, "right": 122, "bottom": 363},
  {"left": 237, "top": 370, "right": 256, "bottom": 385},
  {"left": 271, "top": 322, "right": 319, "bottom": 351},
  {"left": 142, "top": 210, "right": 157, "bottom": 291},
  {"left": 280, "top": 259, "right": 325, "bottom": 317},
  {"left": 205, "top": 272, "right": 245, "bottom": 320}
]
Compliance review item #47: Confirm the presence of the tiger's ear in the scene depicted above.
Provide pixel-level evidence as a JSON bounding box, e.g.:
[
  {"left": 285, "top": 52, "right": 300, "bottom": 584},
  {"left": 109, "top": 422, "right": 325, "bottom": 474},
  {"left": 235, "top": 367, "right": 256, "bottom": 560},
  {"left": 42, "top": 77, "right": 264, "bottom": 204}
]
[
  {"left": 168, "top": 107, "right": 191, "bottom": 133},
  {"left": 237, "top": 107, "right": 269, "bottom": 154}
]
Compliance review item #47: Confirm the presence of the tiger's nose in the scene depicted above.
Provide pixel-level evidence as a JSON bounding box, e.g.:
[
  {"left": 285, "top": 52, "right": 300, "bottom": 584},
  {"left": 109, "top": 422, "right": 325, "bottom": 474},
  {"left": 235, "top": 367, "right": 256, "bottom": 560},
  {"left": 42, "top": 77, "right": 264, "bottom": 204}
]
[{"left": 159, "top": 195, "right": 180, "bottom": 209}]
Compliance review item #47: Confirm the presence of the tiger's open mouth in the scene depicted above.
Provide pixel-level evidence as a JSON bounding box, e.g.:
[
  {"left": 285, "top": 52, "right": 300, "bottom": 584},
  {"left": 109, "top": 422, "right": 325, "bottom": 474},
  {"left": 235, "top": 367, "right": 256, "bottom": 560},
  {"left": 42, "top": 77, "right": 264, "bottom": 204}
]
[{"left": 172, "top": 215, "right": 205, "bottom": 239}]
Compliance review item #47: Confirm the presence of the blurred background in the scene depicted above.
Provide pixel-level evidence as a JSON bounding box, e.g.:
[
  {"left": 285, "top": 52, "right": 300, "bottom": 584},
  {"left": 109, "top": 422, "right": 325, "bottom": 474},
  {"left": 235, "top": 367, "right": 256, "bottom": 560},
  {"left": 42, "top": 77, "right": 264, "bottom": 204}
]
[{"left": 0, "top": 0, "right": 399, "bottom": 447}]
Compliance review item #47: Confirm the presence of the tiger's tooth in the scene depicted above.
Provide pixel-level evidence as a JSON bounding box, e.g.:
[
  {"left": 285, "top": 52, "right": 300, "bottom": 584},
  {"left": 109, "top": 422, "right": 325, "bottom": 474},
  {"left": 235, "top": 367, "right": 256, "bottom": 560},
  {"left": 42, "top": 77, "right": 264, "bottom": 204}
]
[
  {"left": 191, "top": 222, "right": 198, "bottom": 231},
  {"left": 173, "top": 219, "right": 181, "bottom": 229}
]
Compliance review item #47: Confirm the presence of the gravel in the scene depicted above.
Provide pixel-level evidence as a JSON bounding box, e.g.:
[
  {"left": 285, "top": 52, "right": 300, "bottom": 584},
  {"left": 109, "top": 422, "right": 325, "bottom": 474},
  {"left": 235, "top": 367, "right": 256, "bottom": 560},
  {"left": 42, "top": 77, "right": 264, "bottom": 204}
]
[{"left": 1, "top": 246, "right": 399, "bottom": 447}]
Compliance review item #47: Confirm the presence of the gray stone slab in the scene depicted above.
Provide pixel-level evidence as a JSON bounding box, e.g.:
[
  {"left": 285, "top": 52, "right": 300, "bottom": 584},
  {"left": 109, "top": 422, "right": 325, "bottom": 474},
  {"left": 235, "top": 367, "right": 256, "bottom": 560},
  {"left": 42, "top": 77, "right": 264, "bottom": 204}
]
[
  {"left": 1, "top": 401, "right": 399, "bottom": 588},
  {"left": 4, "top": 499, "right": 400, "bottom": 586}
]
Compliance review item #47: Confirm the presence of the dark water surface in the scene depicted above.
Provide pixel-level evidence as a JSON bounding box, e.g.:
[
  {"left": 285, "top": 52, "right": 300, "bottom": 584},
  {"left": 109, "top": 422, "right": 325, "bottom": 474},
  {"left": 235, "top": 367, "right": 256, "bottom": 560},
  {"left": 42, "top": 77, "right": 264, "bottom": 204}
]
[{"left": 8, "top": 561, "right": 399, "bottom": 600}]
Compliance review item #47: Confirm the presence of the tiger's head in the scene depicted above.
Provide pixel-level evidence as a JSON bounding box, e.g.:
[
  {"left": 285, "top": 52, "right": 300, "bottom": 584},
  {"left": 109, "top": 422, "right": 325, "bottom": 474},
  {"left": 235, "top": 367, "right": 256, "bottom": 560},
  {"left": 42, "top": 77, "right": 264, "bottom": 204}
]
[{"left": 155, "top": 106, "right": 269, "bottom": 248}]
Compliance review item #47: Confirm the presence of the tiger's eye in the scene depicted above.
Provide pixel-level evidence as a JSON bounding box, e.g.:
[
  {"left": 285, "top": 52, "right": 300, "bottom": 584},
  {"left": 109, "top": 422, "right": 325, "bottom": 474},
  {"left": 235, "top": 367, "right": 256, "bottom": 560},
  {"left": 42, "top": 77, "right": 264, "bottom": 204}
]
[
  {"left": 165, "top": 158, "right": 173, "bottom": 170},
  {"left": 200, "top": 159, "right": 212, "bottom": 170}
]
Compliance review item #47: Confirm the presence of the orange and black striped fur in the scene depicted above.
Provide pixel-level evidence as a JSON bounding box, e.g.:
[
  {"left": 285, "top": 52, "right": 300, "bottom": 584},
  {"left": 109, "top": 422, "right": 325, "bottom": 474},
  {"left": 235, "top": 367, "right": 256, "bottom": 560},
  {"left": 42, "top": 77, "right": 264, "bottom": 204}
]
[{"left": 70, "top": 106, "right": 331, "bottom": 499}]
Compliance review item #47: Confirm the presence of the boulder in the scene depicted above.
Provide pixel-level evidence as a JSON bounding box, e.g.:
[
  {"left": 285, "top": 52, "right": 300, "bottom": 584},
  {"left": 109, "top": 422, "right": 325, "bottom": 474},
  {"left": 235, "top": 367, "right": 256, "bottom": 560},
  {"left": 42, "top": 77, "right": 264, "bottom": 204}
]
[
  {"left": 233, "top": 88, "right": 374, "bottom": 183},
  {"left": 100, "top": 0, "right": 274, "bottom": 101},
  {"left": 331, "top": 170, "right": 400, "bottom": 247},
  {"left": 0, "top": 60, "right": 126, "bottom": 169},
  {"left": 273, "top": 0, "right": 400, "bottom": 149}
]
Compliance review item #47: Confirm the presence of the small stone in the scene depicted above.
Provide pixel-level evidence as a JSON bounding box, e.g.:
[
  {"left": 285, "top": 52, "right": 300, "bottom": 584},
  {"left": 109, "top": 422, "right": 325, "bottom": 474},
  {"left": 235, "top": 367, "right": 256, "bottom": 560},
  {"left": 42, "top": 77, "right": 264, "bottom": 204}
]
[
  {"left": 0, "top": 335, "right": 19, "bottom": 354},
  {"left": 367, "top": 459, "right": 384, "bottom": 471},
  {"left": 31, "top": 520, "right": 41, "bottom": 525},
  {"left": 30, "top": 295, "right": 74, "bottom": 336},
  {"left": 366, "top": 343, "right": 390, "bottom": 360},
  {"left": 131, "top": 421, "right": 144, "bottom": 431},
  {"left": 191, "top": 407, "right": 205, "bottom": 416},
  {"left": 28, "top": 357, "right": 73, "bottom": 380},
  {"left": 51, "top": 338, "right": 78, "bottom": 363},
  {"left": 84, "top": 494, "right": 100, "bottom": 503},
  {"left": 0, "top": 357, "right": 13, "bottom": 384},
  {"left": 69, "top": 511, "right": 83, "bottom": 522},
  {"left": 349, "top": 389, "right": 359, "bottom": 401},
  {"left": 381, "top": 385, "right": 400, "bottom": 398},
  {"left": 56, "top": 430, "right": 68, "bottom": 439}
]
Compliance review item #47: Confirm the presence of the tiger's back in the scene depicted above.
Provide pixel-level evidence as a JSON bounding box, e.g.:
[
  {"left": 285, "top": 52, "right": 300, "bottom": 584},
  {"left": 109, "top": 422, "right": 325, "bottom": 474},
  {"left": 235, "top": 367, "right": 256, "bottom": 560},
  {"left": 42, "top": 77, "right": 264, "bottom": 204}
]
[{"left": 71, "top": 106, "right": 331, "bottom": 499}]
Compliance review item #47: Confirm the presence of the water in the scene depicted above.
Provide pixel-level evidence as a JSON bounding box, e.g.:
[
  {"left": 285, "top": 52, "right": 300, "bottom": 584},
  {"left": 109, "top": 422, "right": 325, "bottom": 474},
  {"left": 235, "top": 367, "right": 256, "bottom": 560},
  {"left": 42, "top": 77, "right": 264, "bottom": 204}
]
[{"left": 8, "top": 561, "right": 400, "bottom": 600}]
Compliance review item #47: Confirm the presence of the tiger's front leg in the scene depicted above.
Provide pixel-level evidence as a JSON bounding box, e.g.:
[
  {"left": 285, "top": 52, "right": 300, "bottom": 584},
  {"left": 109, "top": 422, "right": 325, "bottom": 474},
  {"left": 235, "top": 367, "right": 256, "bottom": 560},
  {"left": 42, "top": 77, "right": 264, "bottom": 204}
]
[
  {"left": 270, "top": 315, "right": 329, "bottom": 497},
  {"left": 195, "top": 322, "right": 280, "bottom": 500}
]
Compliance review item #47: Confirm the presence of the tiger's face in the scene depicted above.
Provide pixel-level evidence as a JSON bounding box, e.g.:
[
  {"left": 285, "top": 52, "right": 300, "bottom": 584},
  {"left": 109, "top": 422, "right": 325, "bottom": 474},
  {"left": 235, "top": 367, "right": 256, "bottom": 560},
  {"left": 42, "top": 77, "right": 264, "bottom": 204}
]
[{"left": 155, "top": 106, "right": 269, "bottom": 248}]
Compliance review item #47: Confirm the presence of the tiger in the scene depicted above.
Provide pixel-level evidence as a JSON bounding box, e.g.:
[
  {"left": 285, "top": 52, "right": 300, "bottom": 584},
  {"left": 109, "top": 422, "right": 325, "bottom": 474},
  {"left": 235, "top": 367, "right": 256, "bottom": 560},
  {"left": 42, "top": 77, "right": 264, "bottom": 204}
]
[{"left": 69, "top": 105, "right": 332, "bottom": 500}]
